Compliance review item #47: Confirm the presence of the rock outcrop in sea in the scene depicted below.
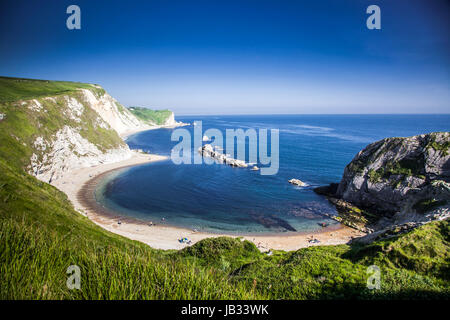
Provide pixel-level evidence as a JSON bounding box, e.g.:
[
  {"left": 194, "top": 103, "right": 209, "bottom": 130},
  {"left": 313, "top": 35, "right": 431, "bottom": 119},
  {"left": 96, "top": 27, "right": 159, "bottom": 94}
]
[
  {"left": 198, "top": 144, "right": 248, "bottom": 168},
  {"left": 288, "top": 178, "right": 307, "bottom": 187},
  {"left": 315, "top": 132, "right": 450, "bottom": 241}
]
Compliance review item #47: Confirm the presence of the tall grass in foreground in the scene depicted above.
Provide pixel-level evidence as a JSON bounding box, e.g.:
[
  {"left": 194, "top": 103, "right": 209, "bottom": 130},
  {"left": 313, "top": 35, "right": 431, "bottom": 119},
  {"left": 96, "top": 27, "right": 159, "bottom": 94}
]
[{"left": 0, "top": 217, "right": 261, "bottom": 300}]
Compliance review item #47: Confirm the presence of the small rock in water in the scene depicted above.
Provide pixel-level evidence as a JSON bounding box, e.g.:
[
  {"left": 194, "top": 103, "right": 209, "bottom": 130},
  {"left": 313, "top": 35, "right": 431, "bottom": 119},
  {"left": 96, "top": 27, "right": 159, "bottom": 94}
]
[{"left": 288, "top": 178, "right": 307, "bottom": 187}]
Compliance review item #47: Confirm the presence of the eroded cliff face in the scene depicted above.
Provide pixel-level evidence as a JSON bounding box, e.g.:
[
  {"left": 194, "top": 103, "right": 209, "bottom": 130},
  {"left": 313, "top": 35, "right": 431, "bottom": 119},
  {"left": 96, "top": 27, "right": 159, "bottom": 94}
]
[
  {"left": 81, "top": 87, "right": 150, "bottom": 135},
  {"left": 163, "top": 112, "right": 176, "bottom": 126},
  {"left": 336, "top": 132, "right": 449, "bottom": 215},
  {"left": 7, "top": 86, "right": 149, "bottom": 183}
]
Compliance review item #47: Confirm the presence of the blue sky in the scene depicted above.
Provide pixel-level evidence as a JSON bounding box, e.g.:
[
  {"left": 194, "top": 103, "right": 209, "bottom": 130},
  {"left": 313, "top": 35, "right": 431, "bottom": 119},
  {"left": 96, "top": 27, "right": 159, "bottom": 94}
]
[{"left": 0, "top": 0, "right": 449, "bottom": 114}]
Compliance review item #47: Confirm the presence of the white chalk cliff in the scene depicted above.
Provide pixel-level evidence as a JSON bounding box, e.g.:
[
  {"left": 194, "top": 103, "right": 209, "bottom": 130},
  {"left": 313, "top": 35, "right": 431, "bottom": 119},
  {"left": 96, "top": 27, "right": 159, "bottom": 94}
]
[
  {"left": 20, "top": 86, "right": 152, "bottom": 183},
  {"left": 81, "top": 88, "right": 151, "bottom": 135}
]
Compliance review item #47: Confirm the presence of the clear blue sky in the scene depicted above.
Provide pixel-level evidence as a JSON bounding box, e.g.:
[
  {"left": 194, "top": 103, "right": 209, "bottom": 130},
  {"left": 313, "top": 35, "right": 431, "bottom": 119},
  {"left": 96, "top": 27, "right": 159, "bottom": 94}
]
[{"left": 0, "top": 0, "right": 449, "bottom": 114}]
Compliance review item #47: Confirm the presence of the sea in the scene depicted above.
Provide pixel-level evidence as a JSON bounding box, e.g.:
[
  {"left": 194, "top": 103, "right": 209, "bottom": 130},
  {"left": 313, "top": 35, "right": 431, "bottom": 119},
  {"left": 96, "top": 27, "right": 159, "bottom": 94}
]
[{"left": 94, "top": 114, "right": 450, "bottom": 235}]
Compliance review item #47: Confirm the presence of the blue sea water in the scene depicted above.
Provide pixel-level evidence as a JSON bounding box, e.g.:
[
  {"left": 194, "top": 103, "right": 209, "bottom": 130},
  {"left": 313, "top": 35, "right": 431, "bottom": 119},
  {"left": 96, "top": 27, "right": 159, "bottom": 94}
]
[{"left": 95, "top": 114, "right": 450, "bottom": 235}]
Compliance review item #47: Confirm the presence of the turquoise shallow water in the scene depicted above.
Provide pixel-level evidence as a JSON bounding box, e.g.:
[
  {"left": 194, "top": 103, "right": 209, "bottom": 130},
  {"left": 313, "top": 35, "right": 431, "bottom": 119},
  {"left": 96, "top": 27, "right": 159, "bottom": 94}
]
[{"left": 95, "top": 114, "right": 450, "bottom": 235}]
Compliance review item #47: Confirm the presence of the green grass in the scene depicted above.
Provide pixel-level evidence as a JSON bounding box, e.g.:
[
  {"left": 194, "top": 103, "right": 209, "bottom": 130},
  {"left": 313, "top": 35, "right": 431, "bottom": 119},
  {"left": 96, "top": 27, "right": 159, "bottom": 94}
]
[
  {"left": 128, "top": 107, "right": 172, "bottom": 125},
  {"left": 0, "top": 76, "right": 98, "bottom": 103}
]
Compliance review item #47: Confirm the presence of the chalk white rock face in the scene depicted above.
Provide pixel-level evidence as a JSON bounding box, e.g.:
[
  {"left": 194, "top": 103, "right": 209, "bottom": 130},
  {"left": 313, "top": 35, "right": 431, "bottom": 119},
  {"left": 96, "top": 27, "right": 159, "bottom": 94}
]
[
  {"left": 28, "top": 99, "right": 43, "bottom": 112},
  {"left": 24, "top": 87, "right": 154, "bottom": 183},
  {"left": 30, "top": 126, "right": 132, "bottom": 183},
  {"left": 80, "top": 89, "right": 149, "bottom": 135},
  {"left": 163, "top": 112, "right": 176, "bottom": 126},
  {"left": 64, "top": 96, "right": 84, "bottom": 122}
]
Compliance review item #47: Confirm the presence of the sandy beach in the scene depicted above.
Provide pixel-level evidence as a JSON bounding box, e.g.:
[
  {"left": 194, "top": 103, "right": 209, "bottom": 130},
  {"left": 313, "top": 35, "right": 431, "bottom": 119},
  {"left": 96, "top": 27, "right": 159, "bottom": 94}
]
[{"left": 52, "top": 147, "right": 364, "bottom": 251}]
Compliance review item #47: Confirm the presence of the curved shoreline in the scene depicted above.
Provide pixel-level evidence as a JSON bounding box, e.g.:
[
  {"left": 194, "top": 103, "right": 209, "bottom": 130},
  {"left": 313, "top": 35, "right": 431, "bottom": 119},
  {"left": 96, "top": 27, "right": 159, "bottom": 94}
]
[{"left": 52, "top": 150, "right": 365, "bottom": 251}]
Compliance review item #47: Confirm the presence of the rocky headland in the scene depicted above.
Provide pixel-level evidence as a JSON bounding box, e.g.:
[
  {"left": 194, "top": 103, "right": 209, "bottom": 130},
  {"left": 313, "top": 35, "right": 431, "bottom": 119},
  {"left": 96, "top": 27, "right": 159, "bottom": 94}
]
[
  {"left": 0, "top": 77, "right": 182, "bottom": 183},
  {"left": 315, "top": 132, "right": 450, "bottom": 242}
]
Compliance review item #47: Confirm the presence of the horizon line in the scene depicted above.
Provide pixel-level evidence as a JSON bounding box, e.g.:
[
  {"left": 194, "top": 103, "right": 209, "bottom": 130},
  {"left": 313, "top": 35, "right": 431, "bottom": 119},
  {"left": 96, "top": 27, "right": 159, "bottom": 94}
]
[{"left": 176, "top": 113, "right": 450, "bottom": 116}]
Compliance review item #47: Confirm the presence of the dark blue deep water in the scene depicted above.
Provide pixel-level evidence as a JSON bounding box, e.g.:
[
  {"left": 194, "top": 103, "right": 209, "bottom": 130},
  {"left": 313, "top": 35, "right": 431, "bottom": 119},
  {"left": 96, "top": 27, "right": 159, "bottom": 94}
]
[{"left": 95, "top": 114, "right": 450, "bottom": 234}]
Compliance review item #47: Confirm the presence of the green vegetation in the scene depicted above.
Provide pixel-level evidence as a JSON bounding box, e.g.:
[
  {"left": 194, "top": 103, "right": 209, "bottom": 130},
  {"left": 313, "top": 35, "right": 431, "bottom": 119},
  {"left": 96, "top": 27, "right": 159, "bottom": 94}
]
[
  {"left": 128, "top": 106, "right": 172, "bottom": 125},
  {"left": 366, "top": 158, "right": 426, "bottom": 185},
  {"left": 368, "top": 169, "right": 383, "bottom": 183},
  {"left": 426, "top": 133, "right": 450, "bottom": 157},
  {"left": 0, "top": 76, "right": 98, "bottom": 103},
  {"left": 413, "top": 198, "right": 448, "bottom": 214}
]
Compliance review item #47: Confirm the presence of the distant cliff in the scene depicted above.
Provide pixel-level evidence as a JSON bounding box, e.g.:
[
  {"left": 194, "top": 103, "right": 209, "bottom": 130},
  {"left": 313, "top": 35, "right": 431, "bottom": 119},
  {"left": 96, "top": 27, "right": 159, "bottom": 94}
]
[
  {"left": 0, "top": 77, "right": 151, "bottom": 183},
  {"left": 127, "top": 107, "right": 179, "bottom": 126}
]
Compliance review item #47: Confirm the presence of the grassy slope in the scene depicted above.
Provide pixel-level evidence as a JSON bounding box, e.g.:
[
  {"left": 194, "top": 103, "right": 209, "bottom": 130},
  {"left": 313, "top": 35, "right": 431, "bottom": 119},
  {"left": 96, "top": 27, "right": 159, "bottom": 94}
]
[
  {"left": 0, "top": 77, "right": 124, "bottom": 172},
  {"left": 0, "top": 76, "right": 105, "bottom": 103},
  {"left": 0, "top": 158, "right": 259, "bottom": 299},
  {"left": 128, "top": 107, "right": 172, "bottom": 125},
  {"left": 0, "top": 77, "right": 448, "bottom": 299}
]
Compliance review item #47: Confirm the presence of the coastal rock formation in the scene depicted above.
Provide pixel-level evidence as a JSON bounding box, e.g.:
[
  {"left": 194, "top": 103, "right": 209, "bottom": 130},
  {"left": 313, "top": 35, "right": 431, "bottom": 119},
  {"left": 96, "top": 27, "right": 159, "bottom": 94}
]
[
  {"left": 80, "top": 88, "right": 150, "bottom": 135},
  {"left": 127, "top": 107, "right": 187, "bottom": 127},
  {"left": 315, "top": 132, "right": 450, "bottom": 240},
  {"left": 337, "top": 132, "right": 449, "bottom": 214},
  {"left": 17, "top": 87, "right": 144, "bottom": 182},
  {"left": 199, "top": 144, "right": 248, "bottom": 168},
  {"left": 164, "top": 111, "right": 177, "bottom": 126},
  {"left": 289, "top": 178, "right": 307, "bottom": 187},
  {"left": 0, "top": 81, "right": 169, "bottom": 183},
  {"left": 29, "top": 126, "right": 132, "bottom": 183}
]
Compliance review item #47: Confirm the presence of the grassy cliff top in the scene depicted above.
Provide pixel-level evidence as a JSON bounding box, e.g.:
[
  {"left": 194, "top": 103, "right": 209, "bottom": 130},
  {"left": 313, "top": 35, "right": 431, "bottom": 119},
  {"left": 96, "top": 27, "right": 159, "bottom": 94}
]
[
  {"left": 127, "top": 106, "right": 172, "bottom": 125},
  {"left": 0, "top": 76, "right": 102, "bottom": 103}
]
